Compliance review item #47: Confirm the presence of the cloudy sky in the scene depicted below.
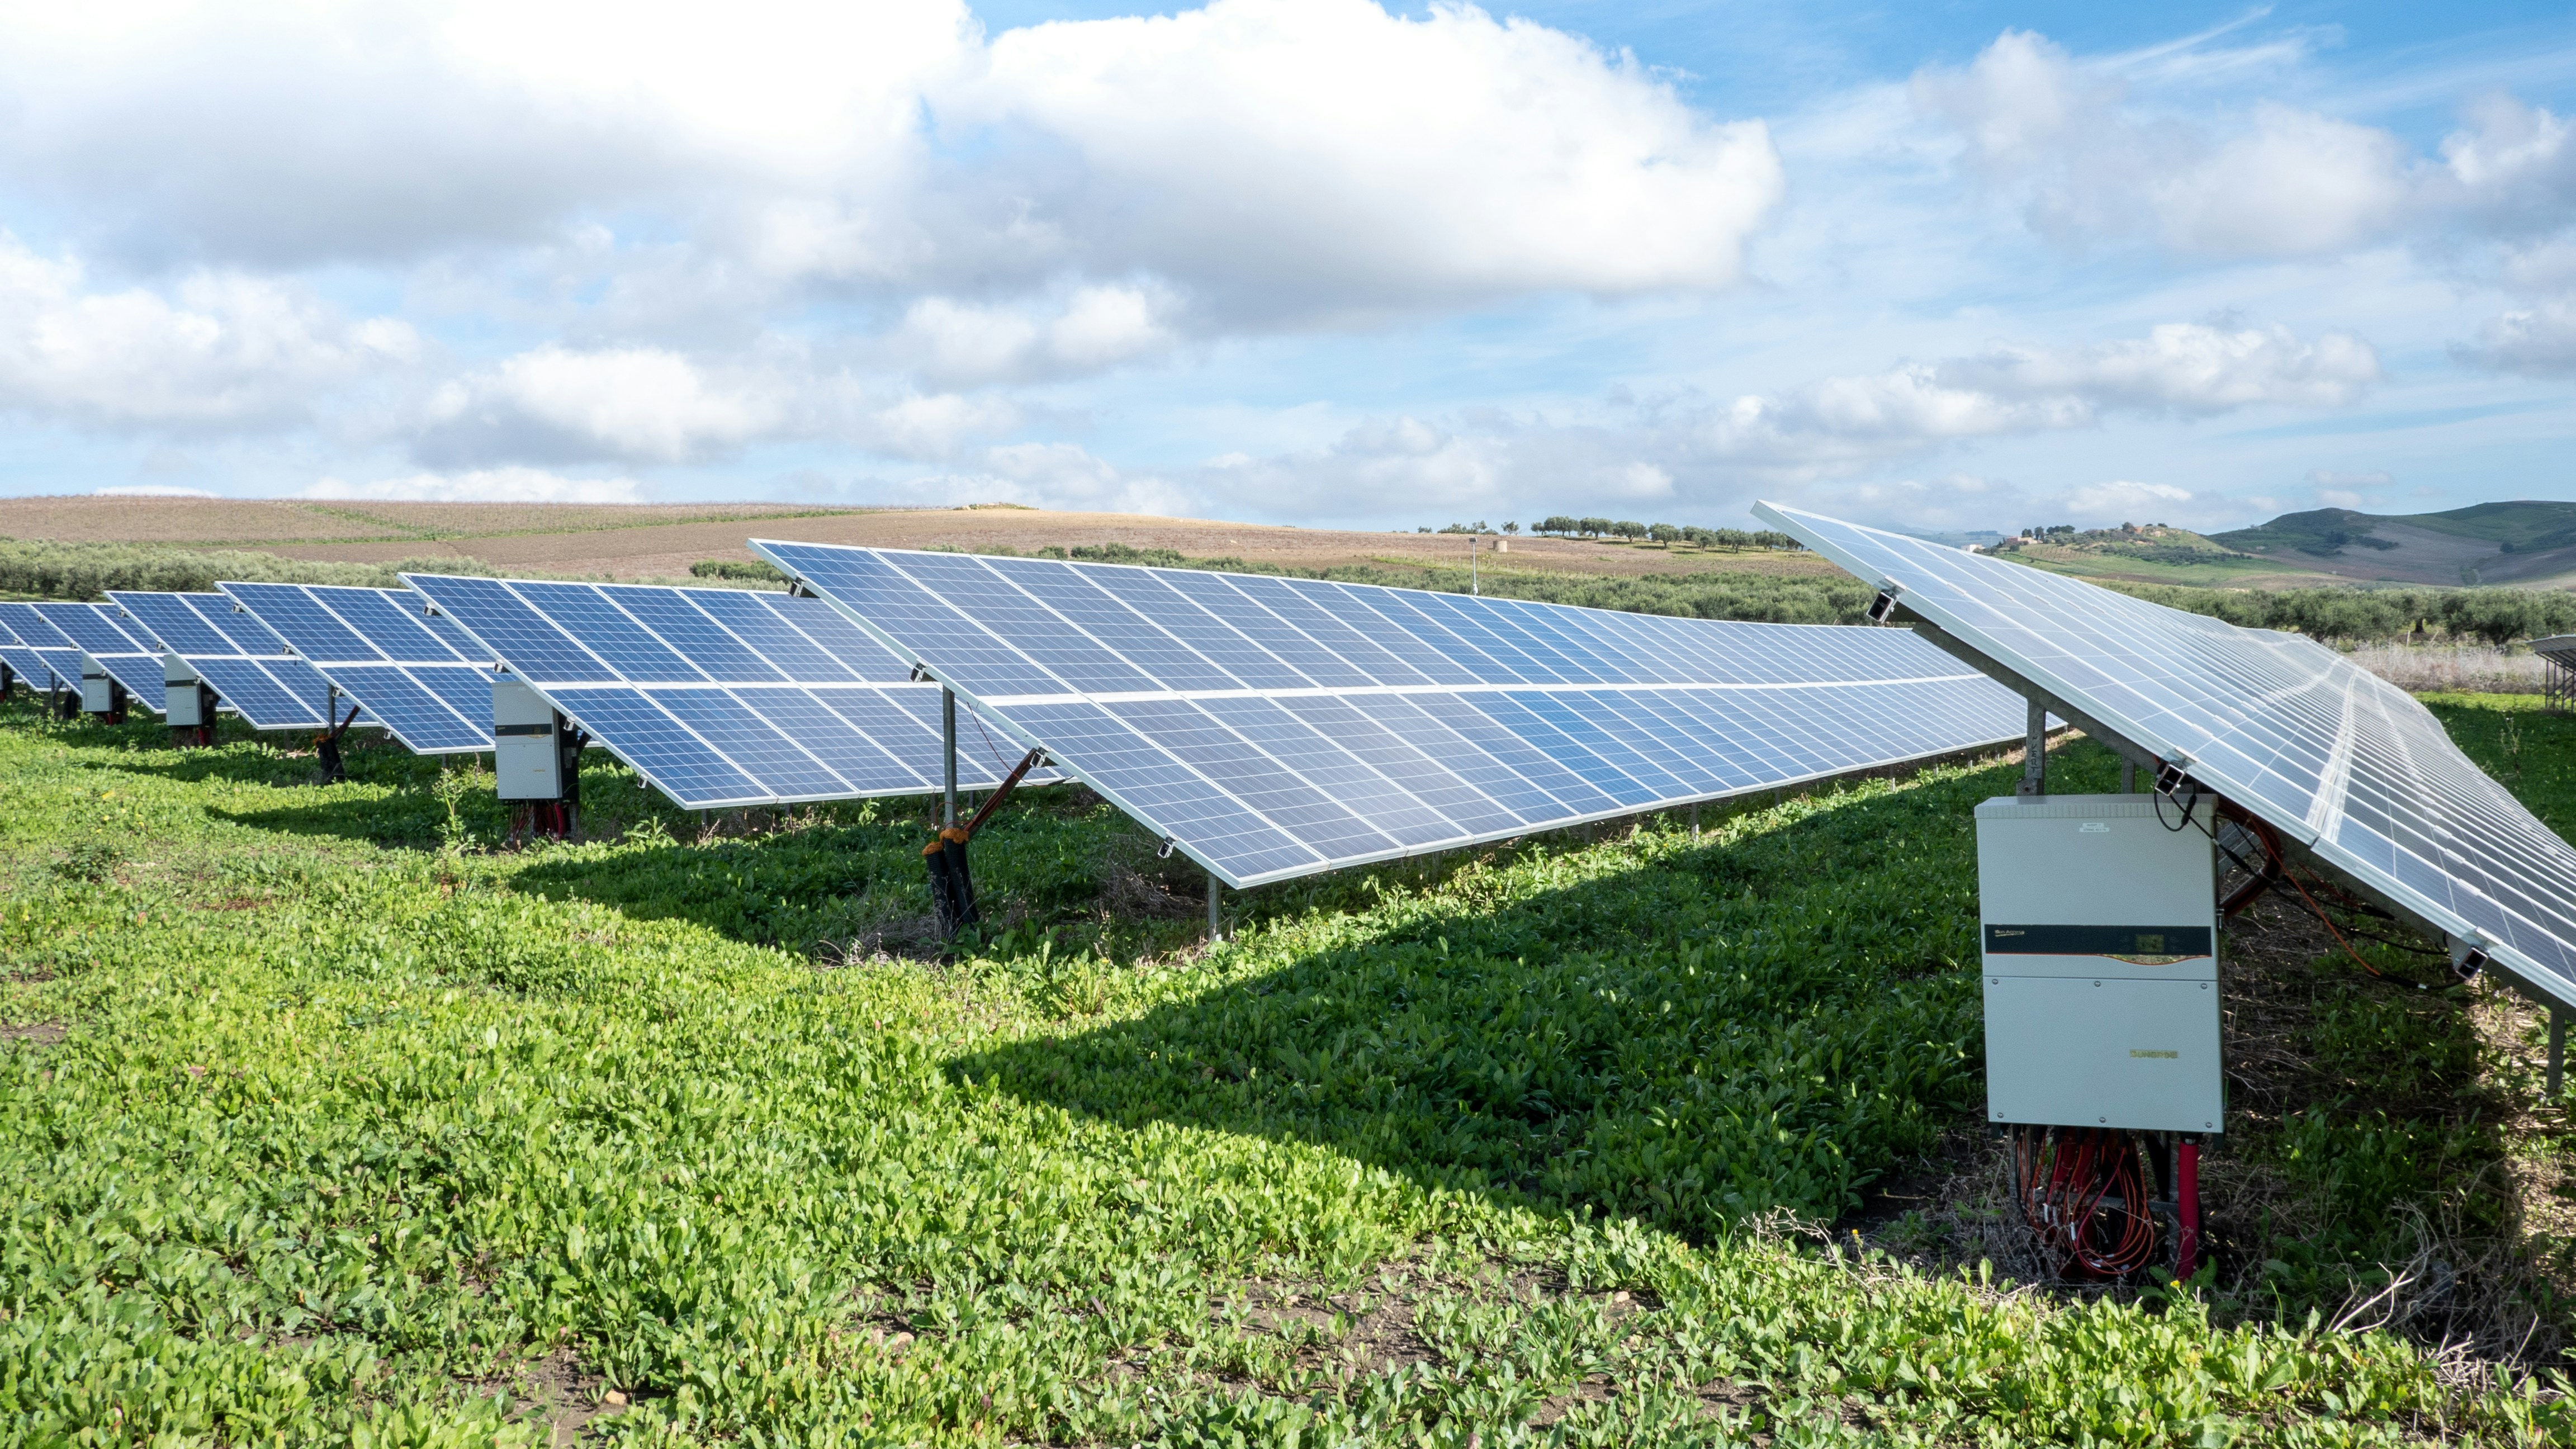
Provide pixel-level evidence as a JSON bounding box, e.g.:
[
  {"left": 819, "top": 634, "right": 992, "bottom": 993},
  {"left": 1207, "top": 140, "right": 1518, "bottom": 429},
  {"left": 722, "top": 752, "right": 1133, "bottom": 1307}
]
[{"left": 1, "top": 1, "right": 2572, "bottom": 534}]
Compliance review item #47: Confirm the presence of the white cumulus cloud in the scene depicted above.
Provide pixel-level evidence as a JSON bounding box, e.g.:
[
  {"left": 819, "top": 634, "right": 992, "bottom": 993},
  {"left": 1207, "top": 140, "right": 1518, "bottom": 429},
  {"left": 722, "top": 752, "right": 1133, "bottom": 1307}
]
[
  {"left": 415, "top": 345, "right": 788, "bottom": 465},
  {"left": 1913, "top": 31, "right": 2414, "bottom": 258},
  {"left": 0, "top": 234, "right": 415, "bottom": 429},
  {"left": 948, "top": 0, "right": 1786, "bottom": 310}
]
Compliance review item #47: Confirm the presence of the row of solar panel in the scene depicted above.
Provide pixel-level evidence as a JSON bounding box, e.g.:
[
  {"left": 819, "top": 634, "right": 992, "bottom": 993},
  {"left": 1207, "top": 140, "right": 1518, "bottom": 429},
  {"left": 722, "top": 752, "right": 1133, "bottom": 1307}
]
[
  {"left": 742, "top": 542, "right": 2030, "bottom": 884},
  {"left": 0, "top": 581, "right": 1050, "bottom": 803},
  {"left": 4, "top": 554, "right": 2026, "bottom": 896},
  {"left": 1758, "top": 501, "right": 2576, "bottom": 1020}
]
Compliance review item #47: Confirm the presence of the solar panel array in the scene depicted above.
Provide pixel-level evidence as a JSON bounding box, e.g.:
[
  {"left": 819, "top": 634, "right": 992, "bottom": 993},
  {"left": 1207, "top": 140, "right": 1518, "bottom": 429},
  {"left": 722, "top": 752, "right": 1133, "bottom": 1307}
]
[
  {"left": 0, "top": 605, "right": 72, "bottom": 694},
  {"left": 221, "top": 584, "right": 495, "bottom": 753},
  {"left": 399, "top": 574, "right": 1053, "bottom": 807},
  {"left": 1755, "top": 500, "right": 2576, "bottom": 1014},
  {"left": 109, "top": 591, "right": 347, "bottom": 731},
  {"left": 18, "top": 602, "right": 165, "bottom": 709},
  {"left": 754, "top": 540, "right": 2030, "bottom": 887}
]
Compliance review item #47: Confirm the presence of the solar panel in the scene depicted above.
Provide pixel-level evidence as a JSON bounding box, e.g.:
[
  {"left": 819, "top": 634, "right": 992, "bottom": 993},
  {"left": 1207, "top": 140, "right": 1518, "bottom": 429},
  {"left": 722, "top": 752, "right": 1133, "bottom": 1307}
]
[
  {"left": 752, "top": 540, "right": 2030, "bottom": 888},
  {"left": 396, "top": 575, "right": 1052, "bottom": 807},
  {"left": 0, "top": 604, "right": 83, "bottom": 696},
  {"left": 0, "top": 609, "right": 63, "bottom": 694},
  {"left": 1754, "top": 500, "right": 2576, "bottom": 1015},
  {"left": 24, "top": 602, "right": 166, "bottom": 710},
  {"left": 221, "top": 583, "right": 496, "bottom": 754},
  {"left": 108, "top": 591, "right": 352, "bottom": 731}
]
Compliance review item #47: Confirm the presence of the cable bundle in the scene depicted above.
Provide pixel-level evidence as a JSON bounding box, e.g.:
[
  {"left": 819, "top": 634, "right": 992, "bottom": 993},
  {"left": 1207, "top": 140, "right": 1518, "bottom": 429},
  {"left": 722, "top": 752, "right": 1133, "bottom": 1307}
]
[{"left": 2010, "top": 1126, "right": 2161, "bottom": 1277}]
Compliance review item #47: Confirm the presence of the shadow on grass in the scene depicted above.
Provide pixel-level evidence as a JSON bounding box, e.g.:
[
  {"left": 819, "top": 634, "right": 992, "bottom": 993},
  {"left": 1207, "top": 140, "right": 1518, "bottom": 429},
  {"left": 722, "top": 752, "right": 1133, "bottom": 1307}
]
[{"left": 951, "top": 745, "right": 2130, "bottom": 1238}]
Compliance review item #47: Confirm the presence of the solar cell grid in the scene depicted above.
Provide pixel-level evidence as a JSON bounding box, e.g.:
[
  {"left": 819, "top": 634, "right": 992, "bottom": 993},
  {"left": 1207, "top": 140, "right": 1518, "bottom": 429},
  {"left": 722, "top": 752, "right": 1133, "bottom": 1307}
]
[
  {"left": 34, "top": 602, "right": 167, "bottom": 709},
  {"left": 1755, "top": 500, "right": 2576, "bottom": 1015},
  {"left": 398, "top": 573, "right": 1055, "bottom": 809},
  {"left": 220, "top": 583, "right": 494, "bottom": 753},
  {"left": 755, "top": 539, "right": 2031, "bottom": 887},
  {"left": 0, "top": 612, "right": 56, "bottom": 694},
  {"left": 108, "top": 591, "right": 348, "bottom": 731},
  {"left": 0, "top": 604, "right": 82, "bottom": 693}
]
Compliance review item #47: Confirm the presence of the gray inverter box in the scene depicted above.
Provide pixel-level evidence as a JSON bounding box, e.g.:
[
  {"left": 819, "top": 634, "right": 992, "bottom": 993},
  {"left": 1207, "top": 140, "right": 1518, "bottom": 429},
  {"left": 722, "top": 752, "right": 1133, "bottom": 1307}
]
[
  {"left": 79, "top": 653, "right": 118, "bottom": 713},
  {"left": 493, "top": 676, "right": 566, "bottom": 800},
  {"left": 162, "top": 654, "right": 209, "bottom": 727},
  {"left": 1976, "top": 794, "right": 2222, "bottom": 1133}
]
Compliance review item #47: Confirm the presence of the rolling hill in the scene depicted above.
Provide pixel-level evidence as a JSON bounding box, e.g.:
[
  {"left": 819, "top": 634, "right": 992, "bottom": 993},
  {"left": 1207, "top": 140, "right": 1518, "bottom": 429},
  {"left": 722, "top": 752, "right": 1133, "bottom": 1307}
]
[{"left": 2210, "top": 501, "right": 2576, "bottom": 587}]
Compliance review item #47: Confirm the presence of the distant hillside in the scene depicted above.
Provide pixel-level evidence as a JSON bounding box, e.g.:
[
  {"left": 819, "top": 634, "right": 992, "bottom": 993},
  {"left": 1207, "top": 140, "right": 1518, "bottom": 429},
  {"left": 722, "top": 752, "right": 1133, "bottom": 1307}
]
[{"left": 2210, "top": 502, "right": 2576, "bottom": 587}]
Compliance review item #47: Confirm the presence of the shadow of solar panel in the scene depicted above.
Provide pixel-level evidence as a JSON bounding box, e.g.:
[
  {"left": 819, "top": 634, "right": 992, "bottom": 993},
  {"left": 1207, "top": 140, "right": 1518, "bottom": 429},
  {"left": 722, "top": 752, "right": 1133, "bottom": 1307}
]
[
  {"left": 1756, "top": 500, "right": 2576, "bottom": 1015},
  {"left": 754, "top": 539, "right": 2031, "bottom": 887},
  {"left": 397, "top": 574, "right": 1057, "bottom": 809}
]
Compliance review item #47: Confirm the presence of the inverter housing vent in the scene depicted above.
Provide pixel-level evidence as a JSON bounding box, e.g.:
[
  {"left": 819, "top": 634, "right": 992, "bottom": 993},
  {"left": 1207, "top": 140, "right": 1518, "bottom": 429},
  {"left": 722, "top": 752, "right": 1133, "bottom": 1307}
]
[{"left": 1976, "top": 794, "right": 2222, "bottom": 1133}]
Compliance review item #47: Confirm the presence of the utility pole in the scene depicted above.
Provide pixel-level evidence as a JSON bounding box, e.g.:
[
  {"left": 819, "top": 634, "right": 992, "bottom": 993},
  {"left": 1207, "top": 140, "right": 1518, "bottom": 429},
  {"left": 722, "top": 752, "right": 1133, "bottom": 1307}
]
[{"left": 1471, "top": 531, "right": 1480, "bottom": 596}]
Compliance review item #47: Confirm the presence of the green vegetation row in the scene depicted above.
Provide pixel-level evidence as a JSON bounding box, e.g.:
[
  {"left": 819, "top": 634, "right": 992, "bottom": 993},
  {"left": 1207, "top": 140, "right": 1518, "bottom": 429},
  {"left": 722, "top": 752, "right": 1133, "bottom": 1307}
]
[
  {"left": 2096, "top": 578, "right": 2576, "bottom": 646},
  {"left": 0, "top": 695, "right": 2568, "bottom": 1444}
]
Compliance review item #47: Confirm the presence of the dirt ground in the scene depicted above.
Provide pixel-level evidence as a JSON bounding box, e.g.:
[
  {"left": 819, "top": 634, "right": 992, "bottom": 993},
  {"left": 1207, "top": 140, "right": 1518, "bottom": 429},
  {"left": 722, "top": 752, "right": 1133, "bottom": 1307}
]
[{"left": 1, "top": 496, "right": 1839, "bottom": 583}]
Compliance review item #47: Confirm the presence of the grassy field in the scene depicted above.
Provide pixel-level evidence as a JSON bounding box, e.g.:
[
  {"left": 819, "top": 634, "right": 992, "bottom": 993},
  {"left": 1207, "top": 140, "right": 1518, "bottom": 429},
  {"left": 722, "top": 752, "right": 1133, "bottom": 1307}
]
[{"left": 2, "top": 693, "right": 2572, "bottom": 1445}]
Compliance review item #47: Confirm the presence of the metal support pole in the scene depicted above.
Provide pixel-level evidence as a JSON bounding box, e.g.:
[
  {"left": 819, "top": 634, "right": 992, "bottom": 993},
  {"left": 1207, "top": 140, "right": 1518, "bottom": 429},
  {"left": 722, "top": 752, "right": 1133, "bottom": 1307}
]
[
  {"left": 941, "top": 688, "right": 958, "bottom": 828},
  {"left": 1207, "top": 870, "right": 1222, "bottom": 943},
  {"left": 1690, "top": 801, "right": 1701, "bottom": 841},
  {"left": 1470, "top": 533, "right": 1479, "bottom": 596},
  {"left": 2018, "top": 699, "right": 2047, "bottom": 797},
  {"left": 2176, "top": 1138, "right": 2201, "bottom": 1284},
  {"left": 2550, "top": 1006, "right": 2567, "bottom": 1100}
]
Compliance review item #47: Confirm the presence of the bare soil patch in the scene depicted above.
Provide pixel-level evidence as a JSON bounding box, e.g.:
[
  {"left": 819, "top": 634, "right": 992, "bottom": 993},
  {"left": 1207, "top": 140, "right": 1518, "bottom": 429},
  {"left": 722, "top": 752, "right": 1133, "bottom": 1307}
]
[
  {"left": 2, "top": 1021, "right": 67, "bottom": 1046},
  {"left": 496, "top": 1346, "right": 626, "bottom": 1446}
]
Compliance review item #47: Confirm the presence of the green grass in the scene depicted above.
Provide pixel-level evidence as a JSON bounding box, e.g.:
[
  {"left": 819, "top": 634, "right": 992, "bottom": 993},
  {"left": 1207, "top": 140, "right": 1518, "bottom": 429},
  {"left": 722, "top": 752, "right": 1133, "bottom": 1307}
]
[{"left": 2, "top": 699, "right": 2570, "bottom": 1445}]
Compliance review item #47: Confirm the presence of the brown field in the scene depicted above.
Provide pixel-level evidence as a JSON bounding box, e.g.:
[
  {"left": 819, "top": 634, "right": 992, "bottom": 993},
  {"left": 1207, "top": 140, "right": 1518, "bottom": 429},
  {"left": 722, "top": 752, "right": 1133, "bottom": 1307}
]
[{"left": 0, "top": 496, "right": 1840, "bottom": 583}]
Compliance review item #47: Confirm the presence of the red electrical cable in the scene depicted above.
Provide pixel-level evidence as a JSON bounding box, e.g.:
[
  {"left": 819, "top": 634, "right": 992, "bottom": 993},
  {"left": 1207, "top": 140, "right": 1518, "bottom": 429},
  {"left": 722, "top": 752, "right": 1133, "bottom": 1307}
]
[{"left": 2013, "top": 1126, "right": 2161, "bottom": 1277}]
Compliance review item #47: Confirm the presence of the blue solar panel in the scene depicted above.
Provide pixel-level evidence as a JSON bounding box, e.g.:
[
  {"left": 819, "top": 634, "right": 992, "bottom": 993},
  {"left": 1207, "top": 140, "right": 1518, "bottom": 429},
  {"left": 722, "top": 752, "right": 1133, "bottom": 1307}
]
[
  {"left": 222, "top": 584, "right": 492, "bottom": 754},
  {"left": 28, "top": 602, "right": 167, "bottom": 709},
  {"left": 109, "top": 591, "right": 346, "bottom": 731},
  {"left": 756, "top": 540, "right": 2032, "bottom": 887},
  {"left": 1760, "top": 500, "right": 2576, "bottom": 1018},
  {"left": 399, "top": 574, "right": 1054, "bottom": 809},
  {"left": 0, "top": 604, "right": 83, "bottom": 694}
]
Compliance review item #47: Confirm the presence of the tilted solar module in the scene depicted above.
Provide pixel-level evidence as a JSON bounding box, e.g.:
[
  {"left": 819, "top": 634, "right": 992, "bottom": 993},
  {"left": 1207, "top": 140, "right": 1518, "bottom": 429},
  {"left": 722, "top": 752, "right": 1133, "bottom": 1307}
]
[
  {"left": 752, "top": 540, "right": 2030, "bottom": 888},
  {"left": 221, "top": 583, "right": 495, "bottom": 753},
  {"left": 398, "top": 575, "right": 1053, "bottom": 806},
  {"left": 108, "top": 591, "right": 349, "bottom": 731},
  {"left": 0, "top": 609, "right": 64, "bottom": 693},
  {"left": 0, "top": 604, "right": 82, "bottom": 694},
  {"left": 26, "top": 602, "right": 166, "bottom": 710},
  {"left": 1754, "top": 501, "right": 2576, "bottom": 1014}
]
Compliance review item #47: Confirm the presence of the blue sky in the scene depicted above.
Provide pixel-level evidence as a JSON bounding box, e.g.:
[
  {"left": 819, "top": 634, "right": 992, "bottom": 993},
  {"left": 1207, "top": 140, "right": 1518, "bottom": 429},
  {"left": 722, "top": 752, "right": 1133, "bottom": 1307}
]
[{"left": 1, "top": 1, "right": 2572, "bottom": 536}]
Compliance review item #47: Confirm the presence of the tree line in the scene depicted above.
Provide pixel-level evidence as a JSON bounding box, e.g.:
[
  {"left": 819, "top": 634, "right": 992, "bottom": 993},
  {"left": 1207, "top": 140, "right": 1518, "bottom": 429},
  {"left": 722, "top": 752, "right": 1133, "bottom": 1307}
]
[
  {"left": 1527, "top": 517, "right": 1803, "bottom": 550},
  {"left": 2105, "top": 581, "right": 2576, "bottom": 647}
]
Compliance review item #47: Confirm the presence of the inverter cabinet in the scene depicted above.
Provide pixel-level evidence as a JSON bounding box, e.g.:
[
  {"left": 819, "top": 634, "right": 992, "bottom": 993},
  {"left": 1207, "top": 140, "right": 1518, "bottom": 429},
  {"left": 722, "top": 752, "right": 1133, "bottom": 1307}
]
[
  {"left": 1976, "top": 794, "right": 2223, "bottom": 1133},
  {"left": 78, "top": 653, "right": 121, "bottom": 714},
  {"left": 162, "top": 654, "right": 211, "bottom": 727},
  {"left": 493, "top": 677, "right": 568, "bottom": 801}
]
